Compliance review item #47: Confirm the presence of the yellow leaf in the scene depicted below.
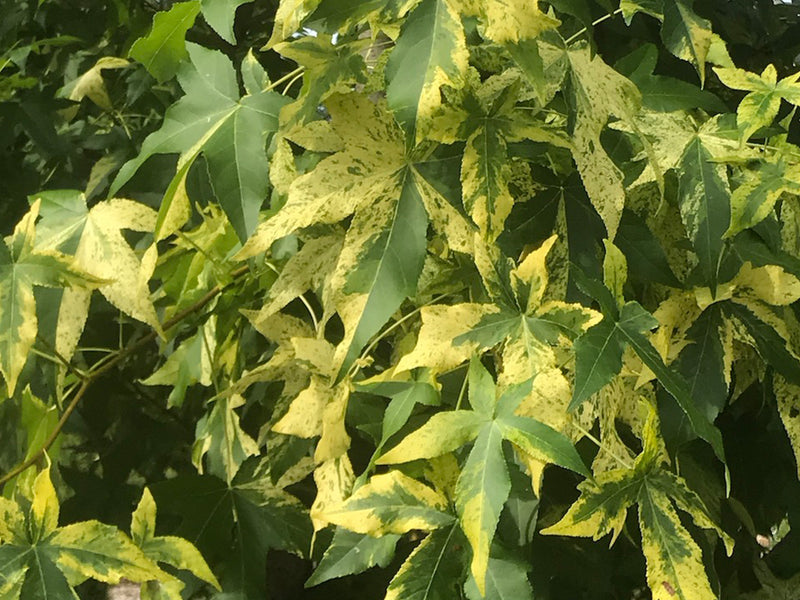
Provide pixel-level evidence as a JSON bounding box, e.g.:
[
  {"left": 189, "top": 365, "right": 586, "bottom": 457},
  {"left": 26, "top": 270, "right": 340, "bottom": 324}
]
[
  {"left": 395, "top": 303, "right": 493, "bottom": 373},
  {"left": 310, "top": 455, "right": 355, "bottom": 531},
  {"left": 774, "top": 372, "right": 800, "bottom": 479},
  {"left": 30, "top": 466, "right": 60, "bottom": 541}
]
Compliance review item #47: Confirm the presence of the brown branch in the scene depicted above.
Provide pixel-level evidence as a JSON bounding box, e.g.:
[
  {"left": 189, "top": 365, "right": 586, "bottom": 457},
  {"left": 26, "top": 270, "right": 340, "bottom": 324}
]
[{"left": 0, "top": 264, "right": 252, "bottom": 486}]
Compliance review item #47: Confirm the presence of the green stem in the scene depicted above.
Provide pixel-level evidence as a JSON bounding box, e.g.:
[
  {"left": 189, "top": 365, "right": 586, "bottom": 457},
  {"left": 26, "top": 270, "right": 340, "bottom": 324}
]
[{"left": 565, "top": 8, "right": 623, "bottom": 45}]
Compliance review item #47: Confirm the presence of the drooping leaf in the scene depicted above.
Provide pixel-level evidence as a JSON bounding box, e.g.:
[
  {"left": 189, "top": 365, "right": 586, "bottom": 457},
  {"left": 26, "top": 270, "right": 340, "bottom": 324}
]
[
  {"left": 384, "top": 524, "right": 467, "bottom": 600},
  {"left": 129, "top": 1, "right": 201, "bottom": 82},
  {"left": 0, "top": 200, "right": 104, "bottom": 394},
  {"left": 455, "top": 423, "right": 509, "bottom": 594},
  {"left": 660, "top": 0, "right": 712, "bottom": 83}
]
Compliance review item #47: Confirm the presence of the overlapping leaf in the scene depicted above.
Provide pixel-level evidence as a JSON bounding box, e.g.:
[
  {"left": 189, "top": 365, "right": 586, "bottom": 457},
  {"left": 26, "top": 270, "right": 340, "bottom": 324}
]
[
  {"left": 113, "top": 43, "right": 289, "bottom": 241},
  {"left": 543, "top": 409, "right": 733, "bottom": 600},
  {"left": 379, "top": 358, "right": 588, "bottom": 592},
  {"left": 0, "top": 200, "right": 104, "bottom": 395}
]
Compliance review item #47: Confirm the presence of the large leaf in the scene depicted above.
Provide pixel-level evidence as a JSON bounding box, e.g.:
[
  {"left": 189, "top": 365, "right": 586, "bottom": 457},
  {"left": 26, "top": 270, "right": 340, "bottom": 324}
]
[
  {"left": 152, "top": 459, "right": 313, "bottom": 597},
  {"left": 112, "top": 44, "right": 288, "bottom": 241}
]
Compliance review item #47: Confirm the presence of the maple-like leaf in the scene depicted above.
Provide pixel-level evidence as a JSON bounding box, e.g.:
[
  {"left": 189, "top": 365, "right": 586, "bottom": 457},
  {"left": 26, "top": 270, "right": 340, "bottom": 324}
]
[
  {"left": 714, "top": 64, "right": 800, "bottom": 143},
  {"left": 543, "top": 407, "right": 732, "bottom": 600},
  {"left": 0, "top": 200, "right": 104, "bottom": 395},
  {"left": 33, "top": 190, "right": 161, "bottom": 360},
  {"left": 113, "top": 43, "right": 289, "bottom": 241},
  {"left": 379, "top": 358, "right": 588, "bottom": 593},
  {"left": 0, "top": 467, "right": 169, "bottom": 598},
  {"left": 129, "top": 0, "right": 201, "bottom": 82}
]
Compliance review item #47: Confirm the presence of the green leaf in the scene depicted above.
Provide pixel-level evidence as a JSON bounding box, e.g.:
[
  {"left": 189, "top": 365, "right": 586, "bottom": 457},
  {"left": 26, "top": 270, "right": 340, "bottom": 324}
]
[
  {"left": 496, "top": 415, "right": 589, "bottom": 476},
  {"left": 617, "top": 44, "right": 725, "bottom": 113},
  {"left": 306, "top": 528, "right": 399, "bottom": 587},
  {"left": 200, "top": 0, "right": 253, "bottom": 44},
  {"left": 677, "top": 135, "right": 731, "bottom": 288},
  {"left": 192, "top": 394, "right": 260, "bottom": 483},
  {"left": 274, "top": 34, "right": 368, "bottom": 126},
  {"left": 331, "top": 170, "right": 428, "bottom": 378},
  {"left": 152, "top": 461, "right": 312, "bottom": 597},
  {"left": 463, "top": 546, "right": 534, "bottom": 600},
  {"left": 455, "top": 423, "right": 509, "bottom": 594},
  {"left": 386, "top": 0, "right": 468, "bottom": 143},
  {"left": 569, "top": 319, "right": 625, "bottom": 410},
  {"left": 616, "top": 209, "right": 681, "bottom": 287},
  {"left": 129, "top": 1, "right": 201, "bottom": 83},
  {"left": 112, "top": 44, "right": 289, "bottom": 241},
  {"left": 385, "top": 524, "right": 467, "bottom": 600}
]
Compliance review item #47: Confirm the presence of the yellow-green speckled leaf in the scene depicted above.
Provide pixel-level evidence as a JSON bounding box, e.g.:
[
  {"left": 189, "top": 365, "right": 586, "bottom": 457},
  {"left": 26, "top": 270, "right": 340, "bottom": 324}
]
[
  {"left": 314, "top": 383, "right": 351, "bottom": 462},
  {"left": 273, "top": 377, "right": 335, "bottom": 439},
  {"left": 603, "top": 240, "right": 628, "bottom": 307},
  {"left": 49, "top": 521, "right": 164, "bottom": 585},
  {"left": 384, "top": 524, "right": 465, "bottom": 600},
  {"left": 726, "top": 161, "right": 800, "bottom": 237},
  {"left": 714, "top": 65, "right": 781, "bottom": 142},
  {"left": 0, "top": 497, "right": 25, "bottom": 544},
  {"left": 141, "top": 536, "right": 219, "bottom": 590},
  {"left": 460, "top": 112, "right": 514, "bottom": 241},
  {"left": 542, "top": 467, "right": 640, "bottom": 545},
  {"left": 395, "top": 303, "right": 495, "bottom": 374},
  {"left": 310, "top": 456, "right": 355, "bottom": 531},
  {"left": 377, "top": 411, "right": 486, "bottom": 464},
  {"left": 30, "top": 466, "right": 60, "bottom": 542},
  {"left": 131, "top": 488, "right": 157, "bottom": 546},
  {"left": 478, "top": 0, "right": 560, "bottom": 44},
  {"left": 0, "top": 199, "right": 105, "bottom": 394},
  {"left": 265, "top": 0, "right": 322, "bottom": 48},
  {"left": 237, "top": 93, "right": 405, "bottom": 260},
  {"left": 637, "top": 485, "right": 716, "bottom": 600},
  {"left": 34, "top": 193, "right": 161, "bottom": 335},
  {"left": 661, "top": 0, "right": 712, "bottom": 83},
  {"left": 385, "top": 0, "right": 468, "bottom": 143},
  {"left": 455, "top": 423, "right": 508, "bottom": 594},
  {"left": 322, "top": 471, "right": 453, "bottom": 536},
  {"left": 560, "top": 42, "right": 642, "bottom": 238},
  {"left": 729, "top": 262, "right": 800, "bottom": 306},
  {"left": 773, "top": 372, "right": 800, "bottom": 479},
  {"left": 191, "top": 394, "right": 259, "bottom": 483}
]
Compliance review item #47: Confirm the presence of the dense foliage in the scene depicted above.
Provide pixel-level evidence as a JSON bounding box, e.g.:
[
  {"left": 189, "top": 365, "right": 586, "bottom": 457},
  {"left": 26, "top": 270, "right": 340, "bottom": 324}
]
[{"left": 2, "top": 0, "right": 800, "bottom": 598}]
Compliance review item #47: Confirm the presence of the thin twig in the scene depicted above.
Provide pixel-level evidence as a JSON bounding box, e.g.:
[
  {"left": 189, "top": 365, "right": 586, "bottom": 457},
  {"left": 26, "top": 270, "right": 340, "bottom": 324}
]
[
  {"left": 565, "top": 8, "right": 623, "bottom": 45},
  {"left": 0, "top": 264, "right": 252, "bottom": 486}
]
